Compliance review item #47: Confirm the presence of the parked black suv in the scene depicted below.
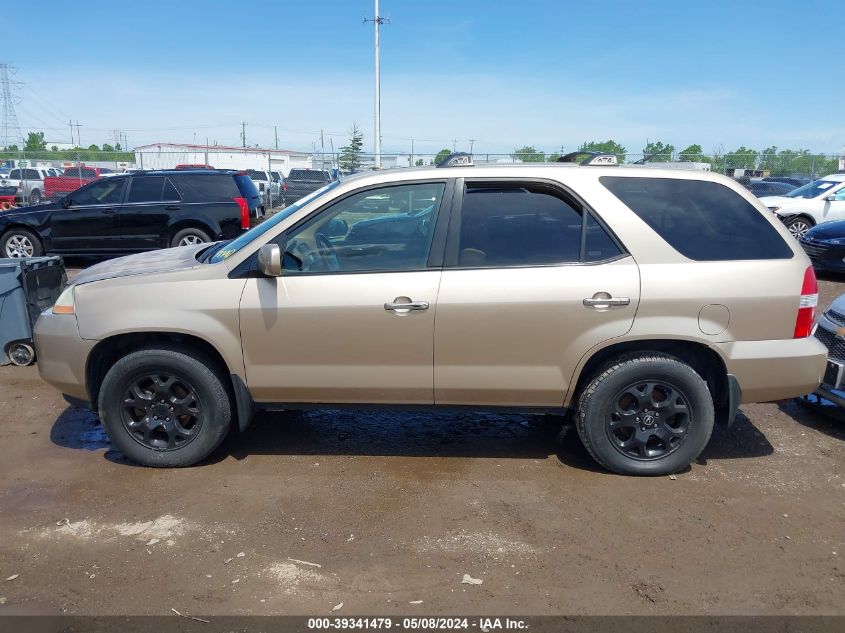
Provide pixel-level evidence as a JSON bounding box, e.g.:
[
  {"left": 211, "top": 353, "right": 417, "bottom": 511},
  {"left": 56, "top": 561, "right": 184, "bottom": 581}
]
[
  {"left": 0, "top": 170, "right": 262, "bottom": 259},
  {"left": 283, "top": 168, "right": 332, "bottom": 205}
]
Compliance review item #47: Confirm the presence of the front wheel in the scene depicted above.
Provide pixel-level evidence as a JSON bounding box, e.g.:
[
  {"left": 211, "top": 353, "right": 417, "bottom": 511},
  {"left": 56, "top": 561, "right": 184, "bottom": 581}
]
[
  {"left": 575, "top": 353, "right": 714, "bottom": 476},
  {"left": 784, "top": 216, "right": 814, "bottom": 239},
  {"left": 1, "top": 228, "right": 43, "bottom": 258},
  {"left": 29, "top": 189, "right": 42, "bottom": 205},
  {"left": 98, "top": 347, "right": 232, "bottom": 467}
]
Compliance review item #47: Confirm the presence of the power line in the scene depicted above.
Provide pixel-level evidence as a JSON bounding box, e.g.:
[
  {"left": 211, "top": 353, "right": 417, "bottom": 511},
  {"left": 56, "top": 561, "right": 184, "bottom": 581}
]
[{"left": 0, "top": 63, "right": 24, "bottom": 148}]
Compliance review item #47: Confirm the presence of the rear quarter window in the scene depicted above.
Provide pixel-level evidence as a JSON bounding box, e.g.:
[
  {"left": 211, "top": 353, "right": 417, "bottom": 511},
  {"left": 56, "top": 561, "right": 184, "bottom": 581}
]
[
  {"left": 174, "top": 174, "right": 240, "bottom": 200},
  {"left": 600, "top": 176, "right": 793, "bottom": 261}
]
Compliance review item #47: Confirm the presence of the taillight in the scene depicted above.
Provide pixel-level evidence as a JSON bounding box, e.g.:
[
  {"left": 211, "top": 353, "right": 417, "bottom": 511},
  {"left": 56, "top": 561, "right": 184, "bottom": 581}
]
[
  {"left": 233, "top": 196, "right": 249, "bottom": 229},
  {"left": 283, "top": 182, "right": 288, "bottom": 192},
  {"left": 794, "top": 266, "right": 818, "bottom": 338}
]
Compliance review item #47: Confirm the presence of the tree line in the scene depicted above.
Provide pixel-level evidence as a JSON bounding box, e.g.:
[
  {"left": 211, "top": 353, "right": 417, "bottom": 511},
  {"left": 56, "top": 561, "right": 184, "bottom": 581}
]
[{"left": 1, "top": 131, "right": 134, "bottom": 161}]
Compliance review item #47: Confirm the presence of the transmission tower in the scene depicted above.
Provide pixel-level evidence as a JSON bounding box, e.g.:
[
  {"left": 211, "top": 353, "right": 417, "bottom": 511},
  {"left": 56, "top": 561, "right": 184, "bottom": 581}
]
[{"left": 0, "top": 64, "right": 24, "bottom": 149}]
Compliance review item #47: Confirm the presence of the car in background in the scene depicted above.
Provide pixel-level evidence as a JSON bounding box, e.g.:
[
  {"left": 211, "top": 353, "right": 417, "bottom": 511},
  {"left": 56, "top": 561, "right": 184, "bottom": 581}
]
[
  {"left": 760, "top": 174, "right": 845, "bottom": 238},
  {"left": 0, "top": 169, "right": 261, "bottom": 258},
  {"left": 763, "top": 176, "right": 811, "bottom": 188},
  {"left": 748, "top": 180, "right": 795, "bottom": 198},
  {"left": 0, "top": 167, "right": 53, "bottom": 205},
  {"left": 245, "top": 169, "right": 280, "bottom": 209},
  {"left": 798, "top": 220, "right": 845, "bottom": 273},
  {"left": 44, "top": 166, "right": 115, "bottom": 201},
  {"left": 174, "top": 164, "right": 215, "bottom": 170},
  {"left": 283, "top": 168, "right": 332, "bottom": 205}
]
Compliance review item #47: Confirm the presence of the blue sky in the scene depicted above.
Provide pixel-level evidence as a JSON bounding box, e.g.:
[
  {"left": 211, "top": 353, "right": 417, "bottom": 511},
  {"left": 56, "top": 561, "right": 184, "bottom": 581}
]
[{"left": 5, "top": 0, "right": 844, "bottom": 155}]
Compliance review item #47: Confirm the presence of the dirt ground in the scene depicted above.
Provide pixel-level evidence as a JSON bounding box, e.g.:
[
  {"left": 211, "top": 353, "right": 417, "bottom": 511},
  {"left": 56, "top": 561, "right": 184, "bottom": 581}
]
[{"left": 0, "top": 268, "right": 843, "bottom": 617}]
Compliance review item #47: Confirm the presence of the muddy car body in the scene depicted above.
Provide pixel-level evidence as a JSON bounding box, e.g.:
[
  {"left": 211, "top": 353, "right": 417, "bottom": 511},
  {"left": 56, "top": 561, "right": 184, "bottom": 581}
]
[{"left": 35, "top": 161, "right": 827, "bottom": 475}]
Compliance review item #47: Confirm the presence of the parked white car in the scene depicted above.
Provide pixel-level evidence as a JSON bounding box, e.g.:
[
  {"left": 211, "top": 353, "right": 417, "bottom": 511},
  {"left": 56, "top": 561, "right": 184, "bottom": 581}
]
[
  {"left": 0, "top": 167, "right": 51, "bottom": 205},
  {"left": 761, "top": 173, "right": 845, "bottom": 238}
]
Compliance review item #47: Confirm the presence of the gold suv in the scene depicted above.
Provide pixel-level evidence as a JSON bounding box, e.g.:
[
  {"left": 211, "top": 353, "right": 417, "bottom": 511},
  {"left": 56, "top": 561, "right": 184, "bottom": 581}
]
[{"left": 34, "top": 158, "right": 828, "bottom": 475}]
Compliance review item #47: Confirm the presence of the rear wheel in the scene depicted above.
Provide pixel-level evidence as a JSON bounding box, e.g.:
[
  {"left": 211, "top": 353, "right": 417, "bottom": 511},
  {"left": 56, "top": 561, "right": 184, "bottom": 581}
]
[
  {"left": 29, "top": 189, "right": 42, "bottom": 205},
  {"left": 784, "top": 216, "right": 814, "bottom": 239},
  {"left": 171, "top": 227, "right": 212, "bottom": 248},
  {"left": 98, "top": 347, "right": 232, "bottom": 467},
  {"left": 1, "top": 228, "right": 43, "bottom": 258},
  {"left": 575, "top": 353, "right": 714, "bottom": 476}
]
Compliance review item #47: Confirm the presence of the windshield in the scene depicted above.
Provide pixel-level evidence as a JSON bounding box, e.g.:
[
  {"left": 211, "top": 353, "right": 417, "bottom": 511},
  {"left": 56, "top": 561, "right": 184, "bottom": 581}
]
[
  {"left": 209, "top": 180, "right": 341, "bottom": 264},
  {"left": 786, "top": 180, "right": 843, "bottom": 199}
]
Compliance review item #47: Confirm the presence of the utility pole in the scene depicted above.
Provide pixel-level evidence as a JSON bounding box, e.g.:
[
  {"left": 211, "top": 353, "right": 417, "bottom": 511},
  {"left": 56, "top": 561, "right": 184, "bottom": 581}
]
[
  {"left": 274, "top": 125, "right": 279, "bottom": 150},
  {"left": 365, "top": 0, "right": 389, "bottom": 169},
  {"left": 69, "top": 120, "right": 74, "bottom": 147},
  {"left": 452, "top": 138, "right": 457, "bottom": 152},
  {"left": 74, "top": 121, "right": 82, "bottom": 148},
  {"left": 410, "top": 138, "right": 414, "bottom": 167},
  {"left": 0, "top": 64, "right": 24, "bottom": 149},
  {"left": 241, "top": 122, "right": 247, "bottom": 148},
  {"left": 469, "top": 138, "right": 476, "bottom": 155}
]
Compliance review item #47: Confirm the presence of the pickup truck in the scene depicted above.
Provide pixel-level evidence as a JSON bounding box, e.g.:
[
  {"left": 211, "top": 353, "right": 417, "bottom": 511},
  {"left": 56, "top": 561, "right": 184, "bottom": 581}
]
[
  {"left": 44, "top": 166, "right": 114, "bottom": 201},
  {"left": 283, "top": 168, "right": 332, "bottom": 205}
]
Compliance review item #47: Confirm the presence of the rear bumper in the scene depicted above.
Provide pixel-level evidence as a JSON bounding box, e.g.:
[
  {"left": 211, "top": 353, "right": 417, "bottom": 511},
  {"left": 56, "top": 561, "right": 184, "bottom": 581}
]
[
  {"left": 33, "top": 311, "right": 96, "bottom": 403},
  {"left": 714, "top": 337, "right": 827, "bottom": 403}
]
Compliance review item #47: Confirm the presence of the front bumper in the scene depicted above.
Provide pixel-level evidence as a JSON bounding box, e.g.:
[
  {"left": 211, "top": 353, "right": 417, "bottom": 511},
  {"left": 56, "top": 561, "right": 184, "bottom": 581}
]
[
  {"left": 32, "top": 310, "right": 96, "bottom": 403},
  {"left": 714, "top": 337, "right": 827, "bottom": 403},
  {"left": 798, "top": 238, "right": 845, "bottom": 272}
]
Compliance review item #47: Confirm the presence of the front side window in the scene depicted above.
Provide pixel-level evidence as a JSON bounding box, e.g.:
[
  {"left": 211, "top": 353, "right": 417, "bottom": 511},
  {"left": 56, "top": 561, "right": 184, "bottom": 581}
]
[
  {"left": 281, "top": 182, "right": 446, "bottom": 275},
  {"left": 70, "top": 178, "right": 126, "bottom": 206},
  {"left": 453, "top": 183, "right": 621, "bottom": 267},
  {"left": 601, "top": 176, "right": 792, "bottom": 261}
]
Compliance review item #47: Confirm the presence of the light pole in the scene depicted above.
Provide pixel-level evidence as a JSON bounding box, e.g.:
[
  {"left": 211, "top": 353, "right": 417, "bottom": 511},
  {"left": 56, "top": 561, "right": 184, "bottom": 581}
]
[{"left": 365, "top": 0, "right": 388, "bottom": 169}]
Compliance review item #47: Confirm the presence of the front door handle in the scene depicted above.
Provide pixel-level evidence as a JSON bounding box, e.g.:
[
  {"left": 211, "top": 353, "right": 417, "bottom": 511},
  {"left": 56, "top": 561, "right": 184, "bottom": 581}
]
[
  {"left": 583, "top": 293, "right": 630, "bottom": 308},
  {"left": 101, "top": 208, "right": 116, "bottom": 214},
  {"left": 165, "top": 205, "right": 180, "bottom": 211},
  {"left": 384, "top": 298, "right": 429, "bottom": 312}
]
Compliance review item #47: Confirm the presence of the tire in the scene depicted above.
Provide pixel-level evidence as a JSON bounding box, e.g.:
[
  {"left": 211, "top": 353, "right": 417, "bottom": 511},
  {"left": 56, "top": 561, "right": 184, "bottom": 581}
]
[
  {"left": 784, "top": 216, "right": 814, "bottom": 239},
  {"left": 575, "top": 353, "right": 714, "bottom": 476},
  {"left": 171, "top": 227, "right": 212, "bottom": 248},
  {"left": 29, "top": 189, "right": 42, "bottom": 205},
  {"left": 98, "top": 346, "right": 232, "bottom": 467},
  {"left": 1, "top": 228, "right": 43, "bottom": 258}
]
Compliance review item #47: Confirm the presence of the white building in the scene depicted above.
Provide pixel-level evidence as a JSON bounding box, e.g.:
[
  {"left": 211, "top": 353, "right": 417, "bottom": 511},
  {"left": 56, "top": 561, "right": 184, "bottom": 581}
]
[{"left": 134, "top": 142, "right": 311, "bottom": 176}]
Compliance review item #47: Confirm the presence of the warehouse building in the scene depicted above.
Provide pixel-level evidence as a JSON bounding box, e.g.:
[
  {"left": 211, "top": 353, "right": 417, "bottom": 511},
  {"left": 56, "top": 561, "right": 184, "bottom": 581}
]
[{"left": 133, "top": 142, "right": 311, "bottom": 175}]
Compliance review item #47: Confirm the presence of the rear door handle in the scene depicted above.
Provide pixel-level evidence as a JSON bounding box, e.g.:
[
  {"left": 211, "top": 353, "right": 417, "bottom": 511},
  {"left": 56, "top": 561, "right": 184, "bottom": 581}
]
[
  {"left": 165, "top": 205, "right": 180, "bottom": 211},
  {"left": 583, "top": 295, "right": 630, "bottom": 308},
  {"left": 384, "top": 300, "right": 429, "bottom": 312}
]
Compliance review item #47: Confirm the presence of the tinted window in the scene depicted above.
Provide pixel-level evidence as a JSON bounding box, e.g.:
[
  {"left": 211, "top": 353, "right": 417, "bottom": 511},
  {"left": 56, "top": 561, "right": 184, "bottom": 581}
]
[
  {"left": 63, "top": 167, "right": 96, "bottom": 178},
  {"left": 584, "top": 212, "right": 623, "bottom": 262},
  {"left": 70, "top": 177, "right": 126, "bottom": 206},
  {"left": 24, "top": 169, "right": 40, "bottom": 179},
  {"left": 173, "top": 174, "right": 238, "bottom": 200},
  {"left": 456, "top": 186, "right": 584, "bottom": 266},
  {"left": 288, "top": 169, "right": 330, "bottom": 181},
  {"left": 163, "top": 178, "right": 180, "bottom": 201},
  {"left": 600, "top": 176, "right": 792, "bottom": 261},
  {"left": 246, "top": 170, "right": 268, "bottom": 181},
  {"left": 9, "top": 169, "right": 20, "bottom": 179},
  {"left": 128, "top": 176, "right": 165, "bottom": 203},
  {"left": 282, "top": 182, "right": 446, "bottom": 274}
]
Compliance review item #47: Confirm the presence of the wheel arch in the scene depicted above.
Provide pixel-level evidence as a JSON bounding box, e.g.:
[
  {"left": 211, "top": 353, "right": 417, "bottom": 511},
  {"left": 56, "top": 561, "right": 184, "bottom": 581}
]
[
  {"left": 167, "top": 219, "right": 217, "bottom": 244},
  {"left": 567, "top": 338, "right": 732, "bottom": 422}
]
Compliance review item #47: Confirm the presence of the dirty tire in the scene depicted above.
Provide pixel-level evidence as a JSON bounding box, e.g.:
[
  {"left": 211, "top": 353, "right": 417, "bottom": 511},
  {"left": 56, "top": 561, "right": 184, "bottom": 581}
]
[
  {"left": 98, "top": 347, "right": 231, "bottom": 467},
  {"left": 1, "top": 228, "right": 43, "bottom": 258},
  {"left": 171, "top": 227, "right": 212, "bottom": 248},
  {"left": 575, "top": 353, "right": 714, "bottom": 476}
]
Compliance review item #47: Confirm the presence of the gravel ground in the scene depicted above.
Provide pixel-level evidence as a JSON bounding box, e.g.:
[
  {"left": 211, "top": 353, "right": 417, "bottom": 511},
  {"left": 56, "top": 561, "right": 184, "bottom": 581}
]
[{"left": 0, "top": 267, "right": 842, "bottom": 616}]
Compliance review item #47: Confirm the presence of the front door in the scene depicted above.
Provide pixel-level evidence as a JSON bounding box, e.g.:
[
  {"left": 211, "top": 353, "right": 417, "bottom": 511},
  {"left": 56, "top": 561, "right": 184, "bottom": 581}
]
[
  {"left": 434, "top": 180, "right": 640, "bottom": 407},
  {"left": 51, "top": 177, "right": 127, "bottom": 252},
  {"left": 239, "top": 180, "right": 452, "bottom": 404},
  {"left": 118, "top": 175, "right": 181, "bottom": 250}
]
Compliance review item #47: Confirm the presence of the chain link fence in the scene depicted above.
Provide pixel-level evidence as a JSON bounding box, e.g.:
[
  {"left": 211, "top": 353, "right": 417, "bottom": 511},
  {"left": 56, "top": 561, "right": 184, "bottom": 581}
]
[{"left": 1, "top": 148, "right": 843, "bottom": 209}]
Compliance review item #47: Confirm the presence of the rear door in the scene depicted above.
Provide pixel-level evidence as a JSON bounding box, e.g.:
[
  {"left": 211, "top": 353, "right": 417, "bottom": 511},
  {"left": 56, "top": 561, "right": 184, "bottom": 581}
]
[
  {"left": 50, "top": 177, "right": 127, "bottom": 252},
  {"left": 433, "top": 179, "right": 640, "bottom": 407},
  {"left": 117, "top": 175, "right": 181, "bottom": 250}
]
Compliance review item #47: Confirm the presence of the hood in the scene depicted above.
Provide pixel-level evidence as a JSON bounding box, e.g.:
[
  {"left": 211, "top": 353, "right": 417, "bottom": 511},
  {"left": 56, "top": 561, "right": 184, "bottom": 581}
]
[
  {"left": 758, "top": 195, "right": 795, "bottom": 207},
  {"left": 72, "top": 244, "right": 211, "bottom": 286},
  {"left": 804, "top": 221, "right": 845, "bottom": 241}
]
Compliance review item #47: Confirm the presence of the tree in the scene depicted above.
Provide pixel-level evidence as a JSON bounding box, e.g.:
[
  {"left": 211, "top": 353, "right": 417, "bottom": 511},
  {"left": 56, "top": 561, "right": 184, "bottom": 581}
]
[
  {"left": 415, "top": 158, "right": 425, "bottom": 166},
  {"left": 5, "top": 144, "right": 18, "bottom": 151},
  {"left": 434, "top": 148, "right": 452, "bottom": 165},
  {"left": 512, "top": 145, "right": 545, "bottom": 163},
  {"left": 726, "top": 146, "right": 758, "bottom": 171},
  {"left": 642, "top": 141, "right": 675, "bottom": 162},
  {"left": 115, "top": 143, "right": 122, "bottom": 151},
  {"left": 578, "top": 140, "right": 627, "bottom": 163},
  {"left": 24, "top": 131, "right": 47, "bottom": 151},
  {"left": 677, "top": 144, "right": 708, "bottom": 163},
  {"left": 50, "top": 145, "right": 59, "bottom": 152},
  {"left": 338, "top": 123, "right": 364, "bottom": 171},
  {"left": 87, "top": 144, "right": 100, "bottom": 152},
  {"left": 101, "top": 143, "right": 114, "bottom": 152}
]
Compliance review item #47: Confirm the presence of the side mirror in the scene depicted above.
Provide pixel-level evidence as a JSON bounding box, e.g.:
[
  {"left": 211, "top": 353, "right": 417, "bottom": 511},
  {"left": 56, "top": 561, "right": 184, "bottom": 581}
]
[
  {"left": 61, "top": 196, "right": 71, "bottom": 208},
  {"left": 325, "top": 217, "right": 348, "bottom": 237},
  {"left": 257, "top": 243, "right": 282, "bottom": 277},
  {"left": 826, "top": 194, "right": 836, "bottom": 202}
]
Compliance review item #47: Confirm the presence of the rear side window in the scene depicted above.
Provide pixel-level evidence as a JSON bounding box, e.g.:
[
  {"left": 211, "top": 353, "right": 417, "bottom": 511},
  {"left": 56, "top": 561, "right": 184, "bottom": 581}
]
[
  {"left": 246, "top": 170, "right": 267, "bottom": 181},
  {"left": 600, "top": 176, "right": 793, "bottom": 261},
  {"left": 454, "top": 184, "right": 622, "bottom": 267},
  {"left": 128, "top": 176, "right": 181, "bottom": 203},
  {"left": 174, "top": 174, "right": 240, "bottom": 200},
  {"left": 289, "top": 169, "right": 329, "bottom": 181}
]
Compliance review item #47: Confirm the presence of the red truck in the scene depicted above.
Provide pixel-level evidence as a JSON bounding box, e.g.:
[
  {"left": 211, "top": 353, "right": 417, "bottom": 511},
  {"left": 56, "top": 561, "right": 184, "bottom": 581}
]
[{"left": 44, "top": 166, "right": 115, "bottom": 201}]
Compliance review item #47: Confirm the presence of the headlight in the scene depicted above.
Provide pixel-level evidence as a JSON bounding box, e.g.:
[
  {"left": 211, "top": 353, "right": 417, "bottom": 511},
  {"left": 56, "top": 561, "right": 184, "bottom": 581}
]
[{"left": 52, "top": 285, "right": 75, "bottom": 315}]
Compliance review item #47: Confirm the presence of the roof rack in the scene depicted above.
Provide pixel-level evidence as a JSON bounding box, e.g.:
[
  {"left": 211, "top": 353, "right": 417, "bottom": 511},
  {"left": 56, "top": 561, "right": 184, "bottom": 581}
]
[
  {"left": 557, "top": 151, "right": 618, "bottom": 166},
  {"left": 436, "top": 152, "right": 474, "bottom": 168}
]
